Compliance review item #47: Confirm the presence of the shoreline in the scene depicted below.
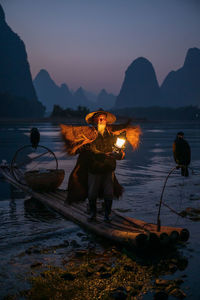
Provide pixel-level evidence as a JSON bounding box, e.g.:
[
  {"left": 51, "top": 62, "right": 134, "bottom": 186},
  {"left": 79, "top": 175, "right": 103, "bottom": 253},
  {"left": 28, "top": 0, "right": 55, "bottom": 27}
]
[
  {"left": 0, "top": 116, "right": 147, "bottom": 125},
  {"left": 0, "top": 117, "right": 199, "bottom": 125},
  {"left": 4, "top": 244, "right": 189, "bottom": 300}
]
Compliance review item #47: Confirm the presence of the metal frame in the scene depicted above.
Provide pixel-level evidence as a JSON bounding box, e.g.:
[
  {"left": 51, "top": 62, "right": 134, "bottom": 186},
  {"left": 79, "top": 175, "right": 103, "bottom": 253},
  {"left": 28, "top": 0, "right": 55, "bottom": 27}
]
[{"left": 10, "top": 145, "right": 58, "bottom": 185}]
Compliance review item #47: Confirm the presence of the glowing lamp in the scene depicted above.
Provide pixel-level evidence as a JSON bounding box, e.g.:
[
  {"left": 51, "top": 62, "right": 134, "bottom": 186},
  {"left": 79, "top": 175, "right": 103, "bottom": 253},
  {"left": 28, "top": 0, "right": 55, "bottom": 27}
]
[
  {"left": 113, "top": 137, "right": 126, "bottom": 155},
  {"left": 115, "top": 138, "right": 126, "bottom": 149}
]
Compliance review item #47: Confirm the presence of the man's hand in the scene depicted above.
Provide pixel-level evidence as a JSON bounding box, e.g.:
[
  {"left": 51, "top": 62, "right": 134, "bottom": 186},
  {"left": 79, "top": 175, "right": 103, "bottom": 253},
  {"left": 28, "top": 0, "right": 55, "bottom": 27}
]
[
  {"left": 105, "top": 152, "right": 123, "bottom": 159},
  {"left": 105, "top": 152, "right": 115, "bottom": 158}
]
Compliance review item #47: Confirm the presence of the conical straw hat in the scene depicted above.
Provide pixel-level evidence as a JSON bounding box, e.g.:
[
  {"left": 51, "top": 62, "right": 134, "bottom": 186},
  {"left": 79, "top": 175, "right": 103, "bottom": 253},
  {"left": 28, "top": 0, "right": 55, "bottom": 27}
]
[{"left": 85, "top": 110, "right": 116, "bottom": 124}]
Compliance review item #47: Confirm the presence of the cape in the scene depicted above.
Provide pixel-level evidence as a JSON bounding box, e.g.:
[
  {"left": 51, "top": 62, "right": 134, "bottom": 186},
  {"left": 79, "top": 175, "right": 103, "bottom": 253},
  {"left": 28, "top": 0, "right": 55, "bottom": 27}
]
[{"left": 60, "top": 123, "right": 141, "bottom": 202}]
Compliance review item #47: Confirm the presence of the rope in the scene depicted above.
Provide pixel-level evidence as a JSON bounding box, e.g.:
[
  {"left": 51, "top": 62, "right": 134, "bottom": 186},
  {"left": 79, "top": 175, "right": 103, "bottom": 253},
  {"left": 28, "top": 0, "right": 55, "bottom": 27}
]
[
  {"left": 162, "top": 201, "right": 191, "bottom": 220},
  {"left": 156, "top": 164, "right": 200, "bottom": 231},
  {"left": 156, "top": 164, "right": 200, "bottom": 228},
  {"left": 156, "top": 166, "right": 177, "bottom": 231}
]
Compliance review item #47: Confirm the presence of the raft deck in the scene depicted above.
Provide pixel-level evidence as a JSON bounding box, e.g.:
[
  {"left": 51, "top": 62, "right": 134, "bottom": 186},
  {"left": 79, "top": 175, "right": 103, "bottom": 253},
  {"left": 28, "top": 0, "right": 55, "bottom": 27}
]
[{"left": 0, "top": 165, "right": 189, "bottom": 249}]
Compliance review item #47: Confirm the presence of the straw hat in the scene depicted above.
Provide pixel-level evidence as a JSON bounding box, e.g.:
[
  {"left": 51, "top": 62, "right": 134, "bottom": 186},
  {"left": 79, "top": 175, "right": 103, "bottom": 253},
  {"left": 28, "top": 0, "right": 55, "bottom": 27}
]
[{"left": 85, "top": 110, "right": 116, "bottom": 124}]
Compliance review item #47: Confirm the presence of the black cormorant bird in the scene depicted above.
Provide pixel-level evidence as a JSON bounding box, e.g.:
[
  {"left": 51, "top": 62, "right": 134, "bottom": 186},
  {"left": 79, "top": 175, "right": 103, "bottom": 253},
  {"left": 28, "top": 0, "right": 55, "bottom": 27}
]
[
  {"left": 173, "top": 131, "right": 191, "bottom": 177},
  {"left": 30, "top": 128, "right": 40, "bottom": 149}
]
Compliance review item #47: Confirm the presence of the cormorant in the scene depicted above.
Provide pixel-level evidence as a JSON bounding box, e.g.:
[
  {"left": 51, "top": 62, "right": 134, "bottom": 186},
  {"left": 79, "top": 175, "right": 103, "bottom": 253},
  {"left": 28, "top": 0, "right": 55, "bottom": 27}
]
[
  {"left": 173, "top": 131, "right": 191, "bottom": 177},
  {"left": 30, "top": 128, "right": 40, "bottom": 149}
]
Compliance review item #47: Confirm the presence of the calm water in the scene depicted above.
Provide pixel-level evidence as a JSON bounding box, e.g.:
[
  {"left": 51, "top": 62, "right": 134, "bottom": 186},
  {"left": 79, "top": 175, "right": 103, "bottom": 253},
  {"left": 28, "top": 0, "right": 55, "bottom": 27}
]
[{"left": 0, "top": 121, "right": 200, "bottom": 299}]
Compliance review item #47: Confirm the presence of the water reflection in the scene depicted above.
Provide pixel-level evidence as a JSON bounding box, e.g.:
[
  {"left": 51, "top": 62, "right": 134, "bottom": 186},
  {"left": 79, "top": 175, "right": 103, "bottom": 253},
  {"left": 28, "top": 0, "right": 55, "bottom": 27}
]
[
  {"left": 150, "top": 148, "right": 165, "bottom": 153},
  {"left": 146, "top": 129, "right": 165, "bottom": 133},
  {"left": 10, "top": 184, "right": 26, "bottom": 200},
  {"left": 9, "top": 199, "right": 17, "bottom": 221},
  {"left": 24, "top": 197, "right": 59, "bottom": 222}
]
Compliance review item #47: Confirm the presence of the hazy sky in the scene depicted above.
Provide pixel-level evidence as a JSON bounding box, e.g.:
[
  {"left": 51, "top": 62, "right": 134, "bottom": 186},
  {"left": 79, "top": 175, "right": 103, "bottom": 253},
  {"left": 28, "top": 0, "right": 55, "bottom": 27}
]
[{"left": 1, "top": 0, "right": 200, "bottom": 94}]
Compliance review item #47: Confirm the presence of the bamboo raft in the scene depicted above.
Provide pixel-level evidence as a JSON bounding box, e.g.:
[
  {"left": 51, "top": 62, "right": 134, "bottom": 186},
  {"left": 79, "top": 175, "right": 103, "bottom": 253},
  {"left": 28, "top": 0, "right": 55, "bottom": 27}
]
[{"left": 0, "top": 165, "right": 190, "bottom": 249}]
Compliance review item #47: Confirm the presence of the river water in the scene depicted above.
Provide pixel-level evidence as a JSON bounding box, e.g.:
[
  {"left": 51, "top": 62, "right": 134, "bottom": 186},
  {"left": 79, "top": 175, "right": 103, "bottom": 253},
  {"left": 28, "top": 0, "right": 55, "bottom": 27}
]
[{"left": 0, "top": 120, "right": 200, "bottom": 299}]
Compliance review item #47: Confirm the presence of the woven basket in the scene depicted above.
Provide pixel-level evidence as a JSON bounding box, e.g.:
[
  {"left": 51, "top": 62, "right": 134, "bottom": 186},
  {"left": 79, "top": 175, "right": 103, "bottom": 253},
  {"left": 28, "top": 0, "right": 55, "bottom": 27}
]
[{"left": 24, "top": 169, "right": 65, "bottom": 192}]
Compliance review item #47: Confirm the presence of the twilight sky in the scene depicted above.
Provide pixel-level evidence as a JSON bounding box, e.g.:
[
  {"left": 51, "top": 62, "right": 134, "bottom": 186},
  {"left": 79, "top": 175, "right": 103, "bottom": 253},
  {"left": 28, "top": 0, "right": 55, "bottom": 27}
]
[{"left": 1, "top": 0, "right": 200, "bottom": 94}]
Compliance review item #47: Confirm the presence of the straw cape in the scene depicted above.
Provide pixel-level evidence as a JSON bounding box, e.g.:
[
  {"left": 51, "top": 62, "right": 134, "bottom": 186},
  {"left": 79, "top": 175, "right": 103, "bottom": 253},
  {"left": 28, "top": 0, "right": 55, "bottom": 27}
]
[
  {"left": 60, "top": 122, "right": 141, "bottom": 155},
  {"left": 60, "top": 119, "right": 141, "bottom": 202}
]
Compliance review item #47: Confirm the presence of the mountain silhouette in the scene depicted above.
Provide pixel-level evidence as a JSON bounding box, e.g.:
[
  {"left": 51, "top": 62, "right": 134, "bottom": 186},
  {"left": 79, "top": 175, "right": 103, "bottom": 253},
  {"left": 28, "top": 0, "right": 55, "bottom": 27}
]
[
  {"left": 0, "top": 4, "right": 45, "bottom": 118},
  {"left": 34, "top": 69, "right": 74, "bottom": 111},
  {"left": 34, "top": 70, "right": 98, "bottom": 111},
  {"left": 82, "top": 89, "right": 97, "bottom": 103},
  {"left": 74, "top": 87, "right": 90, "bottom": 107},
  {"left": 96, "top": 89, "right": 116, "bottom": 109},
  {"left": 115, "top": 57, "right": 161, "bottom": 108},
  {"left": 161, "top": 47, "right": 200, "bottom": 107}
]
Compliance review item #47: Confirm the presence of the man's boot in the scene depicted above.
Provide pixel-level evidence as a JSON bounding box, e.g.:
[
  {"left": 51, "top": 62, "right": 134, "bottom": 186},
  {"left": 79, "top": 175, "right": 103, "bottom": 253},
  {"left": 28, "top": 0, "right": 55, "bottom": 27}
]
[
  {"left": 87, "top": 198, "right": 97, "bottom": 222},
  {"left": 104, "top": 197, "right": 112, "bottom": 222}
]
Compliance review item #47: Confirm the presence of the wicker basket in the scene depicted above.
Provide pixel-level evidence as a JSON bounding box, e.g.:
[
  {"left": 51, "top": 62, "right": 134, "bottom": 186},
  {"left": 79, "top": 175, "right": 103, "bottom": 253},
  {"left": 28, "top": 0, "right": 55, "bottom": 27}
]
[{"left": 24, "top": 169, "right": 65, "bottom": 192}]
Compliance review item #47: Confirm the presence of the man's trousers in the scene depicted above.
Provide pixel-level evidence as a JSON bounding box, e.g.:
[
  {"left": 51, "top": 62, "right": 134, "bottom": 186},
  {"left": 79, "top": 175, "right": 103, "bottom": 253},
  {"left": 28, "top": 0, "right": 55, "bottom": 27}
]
[{"left": 88, "top": 172, "right": 114, "bottom": 218}]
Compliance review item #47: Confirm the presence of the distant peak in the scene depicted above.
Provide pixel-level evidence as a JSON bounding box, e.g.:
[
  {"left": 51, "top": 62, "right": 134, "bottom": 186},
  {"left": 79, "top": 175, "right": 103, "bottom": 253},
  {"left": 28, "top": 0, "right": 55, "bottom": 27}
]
[
  {"left": 38, "top": 69, "right": 50, "bottom": 76},
  {"left": 186, "top": 47, "right": 200, "bottom": 57},
  {"left": 0, "top": 4, "right": 5, "bottom": 21},
  {"left": 60, "top": 83, "right": 69, "bottom": 90},
  {"left": 136, "top": 56, "right": 149, "bottom": 62},
  {"left": 35, "top": 69, "right": 51, "bottom": 80},
  {"left": 61, "top": 83, "right": 68, "bottom": 88},
  {"left": 184, "top": 47, "right": 200, "bottom": 68},
  {"left": 77, "top": 86, "right": 83, "bottom": 91},
  {"left": 126, "top": 57, "right": 154, "bottom": 74},
  {"left": 75, "top": 87, "right": 85, "bottom": 95},
  {"left": 131, "top": 57, "right": 152, "bottom": 67},
  {"left": 99, "top": 89, "right": 107, "bottom": 96}
]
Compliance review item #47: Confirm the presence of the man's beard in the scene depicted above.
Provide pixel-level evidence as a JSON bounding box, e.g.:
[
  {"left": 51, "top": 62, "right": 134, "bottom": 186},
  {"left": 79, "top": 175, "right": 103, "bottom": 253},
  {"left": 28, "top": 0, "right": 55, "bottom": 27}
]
[{"left": 98, "top": 124, "right": 106, "bottom": 135}]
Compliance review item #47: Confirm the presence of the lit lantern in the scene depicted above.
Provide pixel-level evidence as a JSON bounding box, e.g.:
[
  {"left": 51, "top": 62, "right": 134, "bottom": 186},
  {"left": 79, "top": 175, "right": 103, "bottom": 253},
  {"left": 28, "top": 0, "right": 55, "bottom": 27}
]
[
  {"left": 115, "top": 137, "right": 126, "bottom": 149},
  {"left": 113, "top": 137, "right": 126, "bottom": 154}
]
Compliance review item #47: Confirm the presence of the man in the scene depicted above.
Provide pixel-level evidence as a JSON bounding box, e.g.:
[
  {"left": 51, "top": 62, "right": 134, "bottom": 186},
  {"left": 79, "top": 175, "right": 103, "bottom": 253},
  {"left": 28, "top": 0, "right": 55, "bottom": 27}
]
[
  {"left": 60, "top": 110, "right": 141, "bottom": 222},
  {"left": 86, "top": 112, "right": 125, "bottom": 222},
  {"left": 173, "top": 131, "right": 191, "bottom": 177}
]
